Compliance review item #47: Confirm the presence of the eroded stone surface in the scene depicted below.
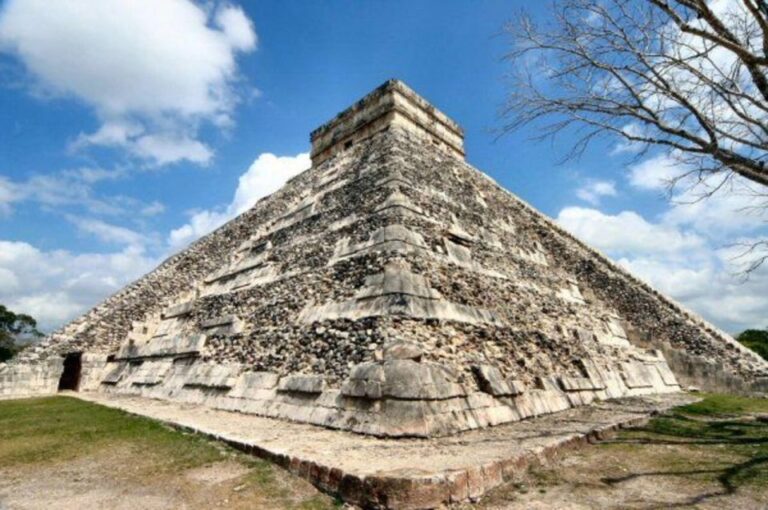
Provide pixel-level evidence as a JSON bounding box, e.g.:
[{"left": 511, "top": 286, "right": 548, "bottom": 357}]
[{"left": 1, "top": 79, "right": 765, "bottom": 438}]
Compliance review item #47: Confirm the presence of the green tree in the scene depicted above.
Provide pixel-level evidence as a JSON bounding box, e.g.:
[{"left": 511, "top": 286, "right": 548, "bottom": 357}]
[
  {"left": 736, "top": 328, "right": 768, "bottom": 361},
  {"left": 0, "top": 305, "right": 43, "bottom": 362}
]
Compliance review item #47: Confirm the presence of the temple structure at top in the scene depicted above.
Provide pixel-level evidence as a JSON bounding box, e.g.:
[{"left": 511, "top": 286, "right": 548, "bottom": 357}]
[{"left": 310, "top": 80, "right": 465, "bottom": 165}]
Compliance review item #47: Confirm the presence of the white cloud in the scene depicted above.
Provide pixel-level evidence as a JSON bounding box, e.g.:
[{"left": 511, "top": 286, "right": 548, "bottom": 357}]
[
  {"left": 618, "top": 255, "right": 768, "bottom": 332},
  {"left": 0, "top": 240, "right": 156, "bottom": 332},
  {"left": 0, "top": 175, "right": 21, "bottom": 215},
  {"left": 168, "top": 209, "right": 230, "bottom": 250},
  {"left": 230, "top": 153, "right": 311, "bottom": 215},
  {"left": 628, "top": 152, "right": 767, "bottom": 237},
  {"left": 661, "top": 181, "right": 767, "bottom": 237},
  {"left": 575, "top": 179, "right": 617, "bottom": 205},
  {"left": 215, "top": 4, "right": 257, "bottom": 51},
  {"left": 168, "top": 152, "right": 310, "bottom": 249},
  {"left": 66, "top": 215, "right": 146, "bottom": 247},
  {"left": 132, "top": 132, "right": 214, "bottom": 166},
  {"left": 0, "top": 0, "right": 257, "bottom": 166},
  {"left": 0, "top": 167, "right": 163, "bottom": 218},
  {"left": 557, "top": 205, "right": 768, "bottom": 332},
  {"left": 557, "top": 206, "right": 704, "bottom": 256},
  {"left": 627, "top": 153, "right": 683, "bottom": 191},
  {"left": 610, "top": 123, "right": 646, "bottom": 155},
  {"left": 0, "top": 151, "right": 309, "bottom": 331},
  {"left": 140, "top": 201, "right": 165, "bottom": 217}
]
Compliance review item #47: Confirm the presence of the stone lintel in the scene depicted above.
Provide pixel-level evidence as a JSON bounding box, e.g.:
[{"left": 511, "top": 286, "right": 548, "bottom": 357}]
[{"left": 310, "top": 79, "right": 465, "bottom": 165}]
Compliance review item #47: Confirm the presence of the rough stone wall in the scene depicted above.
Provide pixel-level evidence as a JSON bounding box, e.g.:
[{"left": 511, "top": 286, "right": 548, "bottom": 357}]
[
  {"left": 9, "top": 124, "right": 766, "bottom": 397},
  {"left": 0, "top": 358, "right": 62, "bottom": 398}
]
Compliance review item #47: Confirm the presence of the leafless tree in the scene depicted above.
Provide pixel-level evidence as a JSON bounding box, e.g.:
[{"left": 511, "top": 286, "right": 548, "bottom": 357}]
[{"left": 503, "top": 0, "right": 768, "bottom": 272}]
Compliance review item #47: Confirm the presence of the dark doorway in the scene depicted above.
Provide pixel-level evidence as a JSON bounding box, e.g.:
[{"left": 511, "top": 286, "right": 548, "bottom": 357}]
[{"left": 58, "top": 352, "right": 83, "bottom": 391}]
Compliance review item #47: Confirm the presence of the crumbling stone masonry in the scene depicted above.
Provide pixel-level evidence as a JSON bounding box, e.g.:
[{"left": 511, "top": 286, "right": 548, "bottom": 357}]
[{"left": 1, "top": 80, "right": 766, "bottom": 437}]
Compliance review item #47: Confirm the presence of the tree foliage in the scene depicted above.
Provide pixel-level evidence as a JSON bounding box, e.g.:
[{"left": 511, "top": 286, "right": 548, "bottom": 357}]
[
  {"left": 0, "top": 305, "right": 42, "bottom": 362},
  {"left": 736, "top": 328, "right": 768, "bottom": 359}
]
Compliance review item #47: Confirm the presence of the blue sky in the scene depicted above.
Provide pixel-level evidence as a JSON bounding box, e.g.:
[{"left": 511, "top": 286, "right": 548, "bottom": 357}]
[{"left": 0, "top": 0, "right": 765, "bottom": 333}]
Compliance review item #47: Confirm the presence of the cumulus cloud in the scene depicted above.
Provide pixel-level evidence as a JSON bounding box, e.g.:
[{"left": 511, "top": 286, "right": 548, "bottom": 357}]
[
  {"left": 557, "top": 204, "right": 768, "bottom": 332},
  {"left": 618, "top": 255, "right": 768, "bottom": 332},
  {"left": 662, "top": 185, "right": 767, "bottom": 237},
  {"left": 628, "top": 152, "right": 767, "bottom": 236},
  {"left": 0, "top": 240, "right": 156, "bottom": 331},
  {"left": 215, "top": 4, "right": 258, "bottom": 51},
  {"left": 575, "top": 179, "right": 617, "bottom": 205},
  {"left": 610, "top": 123, "right": 647, "bottom": 155},
  {"left": 0, "top": 0, "right": 257, "bottom": 166},
  {"left": 169, "top": 152, "right": 310, "bottom": 249},
  {"left": 563, "top": 138, "right": 768, "bottom": 332},
  {"left": 557, "top": 206, "right": 705, "bottom": 256},
  {"left": 627, "top": 153, "right": 683, "bottom": 191},
  {"left": 0, "top": 151, "right": 309, "bottom": 331}
]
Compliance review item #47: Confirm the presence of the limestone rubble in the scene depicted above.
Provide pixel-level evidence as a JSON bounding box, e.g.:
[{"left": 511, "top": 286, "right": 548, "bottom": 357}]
[{"left": 1, "top": 80, "right": 766, "bottom": 437}]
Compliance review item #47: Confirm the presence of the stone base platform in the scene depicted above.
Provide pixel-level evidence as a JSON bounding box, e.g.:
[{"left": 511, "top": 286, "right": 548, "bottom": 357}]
[{"left": 72, "top": 391, "right": 697, "bottom": 509}]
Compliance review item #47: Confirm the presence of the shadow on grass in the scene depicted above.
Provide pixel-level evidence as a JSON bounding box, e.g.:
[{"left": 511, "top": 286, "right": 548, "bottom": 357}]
[{"left": 595, "top": 395, "right": 768, "bottom": 509}]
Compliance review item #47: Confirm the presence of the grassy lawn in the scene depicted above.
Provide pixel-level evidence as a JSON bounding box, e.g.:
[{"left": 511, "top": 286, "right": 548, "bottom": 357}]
[
  {"left": 0, "top": 396, "right": 338, "bottom": 510},
  {"left": 475, "top": 393, "right": 768, "bottom": 509},
  {"left": 1, "top": 394, "right": 766, "bottom": 509}
]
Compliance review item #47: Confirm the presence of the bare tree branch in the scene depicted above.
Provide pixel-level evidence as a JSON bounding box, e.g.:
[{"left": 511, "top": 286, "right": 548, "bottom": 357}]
[{"left": 502, "top": 0, "right": 768, "bottom": 272}]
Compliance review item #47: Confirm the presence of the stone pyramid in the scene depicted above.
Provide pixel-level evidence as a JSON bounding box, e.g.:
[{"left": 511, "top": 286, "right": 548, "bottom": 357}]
[{"left": 2, "top": 80, "right": 766, "bottom": 437}]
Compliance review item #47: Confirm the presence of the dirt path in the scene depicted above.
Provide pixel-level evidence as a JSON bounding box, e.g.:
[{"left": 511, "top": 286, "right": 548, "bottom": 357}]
[
  {"left": 0, "top": 451, "right": 330, "bottom": 510},
  {"left": 0, "top": 397, "right": 335, "bottom": 510}
]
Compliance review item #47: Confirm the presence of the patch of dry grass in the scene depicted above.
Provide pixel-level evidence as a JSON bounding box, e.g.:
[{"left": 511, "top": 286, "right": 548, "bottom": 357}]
[
  {"left": 0, "top": 396, "right": 339, "bottom": 510},
  {"left": 473, "top": 393, "right": 768, "bottom": 509}
]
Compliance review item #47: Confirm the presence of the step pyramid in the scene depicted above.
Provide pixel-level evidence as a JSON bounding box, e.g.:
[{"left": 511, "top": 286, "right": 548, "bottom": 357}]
[{"left": 2, "top": 80, "right": 766, "bottom": 437}]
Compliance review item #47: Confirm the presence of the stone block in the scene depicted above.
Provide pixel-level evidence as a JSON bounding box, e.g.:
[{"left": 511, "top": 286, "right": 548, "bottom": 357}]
[
  {"left": 162, "top": 301, "right": 195, "bottom": 319},
  {"left": 620, "top": 362, "right": 654, "bottom": 389},
  {"left": 348, "top": 362, "right": 386, "bottom": 382},
  {"left": 200, "top": 316, "right": 243, "bottom": 336},
  {"left": 446, "top": 470, "right": 469, "bottom": 503},
  {"left": 655, "top": 362, "right": 679, "bottom": 386},
  {"left": 129, "top": 360, "right": 172, "bottom": 386},
  {"left": 444, "top": 238, "right": 472, "bottom": 265},
  {"left": 185, "top": 363, "right": 241, "bottom": 389},
  {"left": 229, "top": 371, "right": 280, "bottom": 398},
  {"left": 466, "top": 391, "right": 496, "bottom": 409},
  {"left": 507, "top": 379, "right": 526, "bottom": 395},
  {"left": 379, "top": 399, "right": 428, "bottom": 436},
  {"left": 466, "top": 465, "right": 484, "bottom": 501},
  {"left": 101, "top": 362, "right": 128, "bottom": 384},
  {"left": 383, "top": 341, "right": 423, "bottom": 361},
  {"left": 481, "top": 462, "right": 503, "bottom": 490},
  {"left": 380, "top": 360, "right": 465, "bottom": 400},
  {"left": 559, "top": 376, "right": 598, "bottom": 392},
  {"left": 340, "top": 379, "right": 383, "bottom": 399},
  {"left": 278, "top": 374, "right": 326, "bottom": 394},
  {"left": 474, "top": 364, "right": 516, "bottom": 396},
  {"left": 374, "top": 190, "right": 424, "bottom": 216}
]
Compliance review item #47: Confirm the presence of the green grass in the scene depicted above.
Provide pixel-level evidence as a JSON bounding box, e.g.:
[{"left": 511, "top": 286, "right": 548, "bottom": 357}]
[
  {"left": 0, "top": 396, "right": 340, "bottom": 509},
  {"left": 613, "top": 393, "right": 768, "bottom": 491},
  {"left": 675, "top": 392, "right": 768, "bottom": 417},
  {"left": 0, "top": 396, "right": 223, "bottom": 469},
  {"left": 483, "top": 392, "right": 768, "bottom": 509}
]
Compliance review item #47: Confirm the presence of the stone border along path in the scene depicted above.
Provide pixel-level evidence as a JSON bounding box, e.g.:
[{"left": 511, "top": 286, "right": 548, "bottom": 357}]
[{"left": 67, "top": 391, "right": 698, "bottom": 509}]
